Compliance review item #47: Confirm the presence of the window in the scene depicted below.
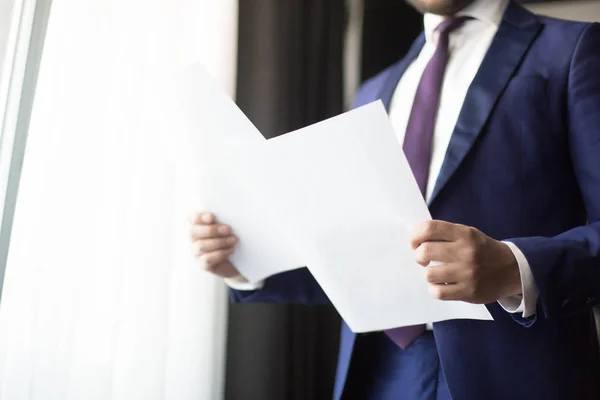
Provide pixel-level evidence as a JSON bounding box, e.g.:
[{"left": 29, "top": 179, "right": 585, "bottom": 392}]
[{"left": 0, "top": 1, "right": 235, "bottom": 397}]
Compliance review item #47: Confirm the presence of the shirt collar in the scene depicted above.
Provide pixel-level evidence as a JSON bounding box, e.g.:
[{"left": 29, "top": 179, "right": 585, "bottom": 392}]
[{"left": 423, "top": 0, "right": 509, "bottom": 44}]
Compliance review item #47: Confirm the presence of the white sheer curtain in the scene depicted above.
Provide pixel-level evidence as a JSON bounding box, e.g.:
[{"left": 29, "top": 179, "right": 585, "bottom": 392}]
[{"left": 0, "top": 0, "right": 237, "bottom": 399}]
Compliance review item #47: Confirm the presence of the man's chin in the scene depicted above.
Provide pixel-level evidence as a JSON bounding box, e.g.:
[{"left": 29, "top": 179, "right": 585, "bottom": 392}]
[{"left": 404, "top": 0, "right": 474, "bottom": 16}]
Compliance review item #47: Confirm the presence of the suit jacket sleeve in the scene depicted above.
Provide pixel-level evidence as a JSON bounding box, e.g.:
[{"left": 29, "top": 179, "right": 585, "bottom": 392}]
[
  {"left": 509, "top": 23, "right": 600, "bottom": 321},
  {"left": 229, "top": 267, "right": 330, "bottom": 304}
]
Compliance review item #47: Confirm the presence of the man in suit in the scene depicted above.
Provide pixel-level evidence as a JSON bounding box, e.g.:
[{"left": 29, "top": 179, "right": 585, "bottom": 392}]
[{"left": 189, "top": 0, "right": 600, "bottom": 398}]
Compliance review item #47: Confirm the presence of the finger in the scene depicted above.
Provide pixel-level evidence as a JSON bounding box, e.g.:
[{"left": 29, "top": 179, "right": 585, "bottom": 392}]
[
  {"left": 428, "top": 282, "right": 466, "bottom": 301},
  {"left": 211, "top": 261, "right": 241, "bottom": 279},
  {"left": 193, "top": 236, "right": 237, "bottom": 255},
  {"left": 189, "top": 212, "right": 215, "bottom": 225},
  {"left": 424, "top": 263, "right": 460, "bottom": 284},
  {"left": 414, "top": 242, "right": 455, "bottom": 266},
  {"left": 197, "top": 248, "right": 235, "bottom": 271},
  {"left": 410, "top": 220, "right": 461, "bottom": 249},
  {"left": 190, "top": 223, "right": 232, "bottom": 240}
]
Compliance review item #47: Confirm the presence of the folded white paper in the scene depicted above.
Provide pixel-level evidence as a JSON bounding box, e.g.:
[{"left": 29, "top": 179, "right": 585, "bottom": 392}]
[
  {"left": 229, "top": 102, "right": 493, "bottom": 332},
  {"left": 174, "top": 63, "right": 493, "bottom": 332}
]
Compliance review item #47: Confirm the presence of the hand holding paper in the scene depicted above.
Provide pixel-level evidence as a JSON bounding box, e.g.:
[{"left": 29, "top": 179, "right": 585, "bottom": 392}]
[
  {"left": 189, "top": 212, "right": 240, "bottom": 279},
  {"left": 411, "top": 220, "right": 523, "bottom": 305}
]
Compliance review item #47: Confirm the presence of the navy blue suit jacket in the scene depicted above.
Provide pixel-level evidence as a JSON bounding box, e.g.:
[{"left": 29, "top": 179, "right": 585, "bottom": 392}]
[{"left": 231, "top": 3, "right": 600, "bottom": 399}]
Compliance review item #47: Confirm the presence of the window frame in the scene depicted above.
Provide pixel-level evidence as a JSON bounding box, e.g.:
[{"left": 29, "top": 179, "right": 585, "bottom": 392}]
[{"left": 0, "top": 0, "right": 51, "bottom": 303}]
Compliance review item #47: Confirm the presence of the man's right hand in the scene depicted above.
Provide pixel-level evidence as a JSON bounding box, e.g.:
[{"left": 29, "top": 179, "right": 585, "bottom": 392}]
[{"left": 189, "top": 212, "right": 241, "bottom": 279}]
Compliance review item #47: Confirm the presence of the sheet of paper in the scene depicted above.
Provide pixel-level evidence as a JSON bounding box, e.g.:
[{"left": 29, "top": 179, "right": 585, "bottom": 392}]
[
  {"left": 230, "top": 102, "right": 493, "bottom": 332},
  {"left": 168, "top": 63, "right": 302, "bottom": 282}
]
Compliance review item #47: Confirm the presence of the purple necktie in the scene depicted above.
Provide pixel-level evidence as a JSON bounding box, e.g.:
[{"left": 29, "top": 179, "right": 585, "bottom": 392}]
[{"left": 385, "top": 17, "right": 469, "bottom": 350}]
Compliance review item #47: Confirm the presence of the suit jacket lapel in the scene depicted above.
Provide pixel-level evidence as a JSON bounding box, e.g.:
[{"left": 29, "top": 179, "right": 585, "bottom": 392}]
[{"left": 428, "top": 2, "right": 542, "bottom": 206}]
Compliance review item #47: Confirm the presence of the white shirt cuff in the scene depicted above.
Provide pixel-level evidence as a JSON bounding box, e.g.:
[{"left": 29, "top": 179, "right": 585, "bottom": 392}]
[
  {"left": 497, "top": 241, "right": 539, "bottom": 318},
  {"left": 224, "top": 275, "right": 264, "bottom": 291}
]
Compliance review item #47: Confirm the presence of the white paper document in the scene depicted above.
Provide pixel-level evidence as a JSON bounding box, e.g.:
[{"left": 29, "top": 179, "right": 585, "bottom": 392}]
[
  {"left": 174, "top": 64, "right": 493, "bottom": 332},
  {"left": 229, "top": 102, "right": 493, "bottom": 332}
]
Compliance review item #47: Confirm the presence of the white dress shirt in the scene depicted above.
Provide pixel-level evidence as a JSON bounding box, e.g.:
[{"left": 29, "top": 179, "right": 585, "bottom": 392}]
[{"left": 227, "top": 0, "right": 538, "bottom": 319}]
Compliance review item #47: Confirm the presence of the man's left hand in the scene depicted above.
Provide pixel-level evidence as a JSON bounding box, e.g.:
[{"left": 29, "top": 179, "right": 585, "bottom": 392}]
[{"left": 411, "top": 220, "right": 522, "bottom": 304}]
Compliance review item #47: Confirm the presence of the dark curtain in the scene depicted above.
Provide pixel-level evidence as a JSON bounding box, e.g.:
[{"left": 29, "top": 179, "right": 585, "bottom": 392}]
[
  {"left": 234, "top": 0, "right": 346, "bottom": 139},
  {"left": 225, "top": 2, "right": 346, "bottom": 400},
  {"left": 225, "top": 1, "right": 422, "bottom": 399},
  {"left": 361, "top": 0, "right": 422, "bottom": 81}
]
